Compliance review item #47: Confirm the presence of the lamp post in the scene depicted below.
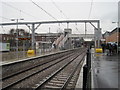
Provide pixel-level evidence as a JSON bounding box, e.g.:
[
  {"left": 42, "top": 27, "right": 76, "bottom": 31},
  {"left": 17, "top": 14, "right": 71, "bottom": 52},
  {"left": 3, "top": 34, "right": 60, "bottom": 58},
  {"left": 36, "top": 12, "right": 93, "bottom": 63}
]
[
  {"left": 11, "top": 18, "right": 24, "bottom": 59},
  {"left": 112, "top": 22, "right": 119, "bottom": 54}
]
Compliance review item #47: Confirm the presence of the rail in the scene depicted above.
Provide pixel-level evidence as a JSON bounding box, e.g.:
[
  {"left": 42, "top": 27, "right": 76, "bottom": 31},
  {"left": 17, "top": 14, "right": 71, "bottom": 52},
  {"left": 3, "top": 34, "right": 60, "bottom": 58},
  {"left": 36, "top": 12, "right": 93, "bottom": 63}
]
[
  {"left": 2, "top": 48, "right": 78, "bottom": 79},
  {"left": 35, "top": 49, "right": 86, "bottom": 90},
  {"left": 2, "top": 50, "right": 76, "bottom": 89},
  {"left": 2, "top": 48, "right": 86, "bottom": 89}
]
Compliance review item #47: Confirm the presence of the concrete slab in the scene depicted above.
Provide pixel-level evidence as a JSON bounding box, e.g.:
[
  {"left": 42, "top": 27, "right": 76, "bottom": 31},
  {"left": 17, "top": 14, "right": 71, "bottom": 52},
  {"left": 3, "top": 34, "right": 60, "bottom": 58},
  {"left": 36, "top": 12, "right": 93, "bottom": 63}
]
[
  {"left": 91, "top": 49, "right": 119, "bottom": 89},
  {"left": 1, "top": 49, "right": 72, "bottom": 65},
  {"left": 75, "top": 56, "right": 86, "bottom": 89}
]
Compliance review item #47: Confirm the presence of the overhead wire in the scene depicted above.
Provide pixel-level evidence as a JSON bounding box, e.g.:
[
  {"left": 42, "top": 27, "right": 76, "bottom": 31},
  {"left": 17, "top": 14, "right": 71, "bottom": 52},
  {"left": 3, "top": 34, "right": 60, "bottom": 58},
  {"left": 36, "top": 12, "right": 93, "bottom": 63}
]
[
  {"left": 30, "top": 0, "right": 58, "bottom": 21},
  {"left": 0, "top": 16, "right": 10, "bottom": 34},
  {"left": 51, "top": 0, "right": 81, "bottom": 34},
  {"left": 30, "top": 0, "right": 67, "bottom": 31},
  {"left": 51, "top": 0, "right": 69, "bottom": 19},
  {"left": 1, "top": 25, "right": 6, "bottom": 34},
  {"left": 88, "top": 0, "right": 93, "bottom": 19},
  {"left": 1, "top": 1, "right": 65, "bottom": 34},
  {"left": 87, "top": 0, "right": 93, "bottom": 35},
  {"left": 30, "top": 0, "right": 68, "bottom": 29},
  {"left": 51, "top": 1, "right": 82, "bottom": 34},
  {"left": 0, "top": 16, "right": 10, "bottom": 20},
  {"left": 2, "top": 2, "right": 39, "bottom": 20}
]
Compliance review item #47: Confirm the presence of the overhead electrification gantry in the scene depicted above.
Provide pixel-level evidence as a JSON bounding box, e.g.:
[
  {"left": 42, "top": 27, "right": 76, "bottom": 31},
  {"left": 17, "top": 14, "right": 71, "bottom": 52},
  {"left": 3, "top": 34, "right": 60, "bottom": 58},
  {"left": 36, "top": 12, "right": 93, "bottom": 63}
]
[{"left": 0, "top": 20, "right": 101, "bottom": 50}]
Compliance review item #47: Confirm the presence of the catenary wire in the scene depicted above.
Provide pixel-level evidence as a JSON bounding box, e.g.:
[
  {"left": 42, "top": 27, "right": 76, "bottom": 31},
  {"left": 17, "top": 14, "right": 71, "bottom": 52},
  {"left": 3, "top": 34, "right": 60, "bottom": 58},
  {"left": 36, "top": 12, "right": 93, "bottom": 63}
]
[
  {"left": 0, "top": 16, "right": 10, "bottom": 20},
  {"left": 88, "top": 0, "right": 93, "bottom": 19},
  {"left": 2, "top": 2, "right": 39, "bottom": 20},
  {"left": 30, "top": 0, "right": 66, "bottom": 27},
  {"left": 51, "top": 0, "right": 81, "bottom": 33},
  {"left": 30, "top": 0, "right": 58, "bottom": 21},
  {"left": 51, "top": 0, "right": 69, "bottom": 19}
]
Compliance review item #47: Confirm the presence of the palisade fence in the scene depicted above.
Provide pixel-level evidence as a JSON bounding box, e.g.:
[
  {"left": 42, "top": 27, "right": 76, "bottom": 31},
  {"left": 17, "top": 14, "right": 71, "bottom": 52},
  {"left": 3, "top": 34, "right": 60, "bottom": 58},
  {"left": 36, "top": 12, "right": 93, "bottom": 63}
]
[{"left": 83, "top": 48, "right": 91, "bottom": 90}]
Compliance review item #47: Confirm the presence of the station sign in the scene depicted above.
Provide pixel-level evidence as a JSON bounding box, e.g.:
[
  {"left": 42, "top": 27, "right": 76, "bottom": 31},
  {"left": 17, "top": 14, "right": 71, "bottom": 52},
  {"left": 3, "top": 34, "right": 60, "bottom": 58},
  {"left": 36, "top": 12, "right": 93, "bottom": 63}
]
[
  {"left": 101, "top": 39, "right": 105, "bottom": 41},
  {"left": 18, "top": 38, "right": 31, "bottom": 40}
]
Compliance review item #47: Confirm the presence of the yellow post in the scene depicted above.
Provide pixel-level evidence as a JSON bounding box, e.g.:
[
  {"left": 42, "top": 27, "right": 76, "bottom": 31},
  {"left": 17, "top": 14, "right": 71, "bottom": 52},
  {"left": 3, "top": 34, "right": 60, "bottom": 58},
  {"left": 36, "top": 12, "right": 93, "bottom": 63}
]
[
  {"left": 27, "top": 50, "right": 35, "bottom": 57},
  {"left": 95, "top": 48, "right": 103, "bottom": 53}
]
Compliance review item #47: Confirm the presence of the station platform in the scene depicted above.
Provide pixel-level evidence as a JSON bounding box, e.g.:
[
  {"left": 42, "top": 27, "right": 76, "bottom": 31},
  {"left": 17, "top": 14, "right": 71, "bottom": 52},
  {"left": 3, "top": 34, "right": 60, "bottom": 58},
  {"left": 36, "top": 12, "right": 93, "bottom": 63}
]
[
  {"left": 0, "top": 50, "right": 60, "bottom": 65},
  {"left": 91, "top": 48, "right": 119, "bottom": 89}
]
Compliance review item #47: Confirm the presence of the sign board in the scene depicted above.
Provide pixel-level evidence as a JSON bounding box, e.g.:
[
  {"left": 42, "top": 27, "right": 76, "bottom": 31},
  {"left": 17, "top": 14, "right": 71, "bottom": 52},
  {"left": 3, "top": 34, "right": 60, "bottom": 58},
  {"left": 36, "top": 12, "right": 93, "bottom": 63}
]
[
  {"left": 18, "top": 38, "right": 31, "bottom": 40},
  {"left": 0, "top": 43, "right": 10, "bottom": 52},
  {"left": 95, "top": 28, "right": 102, "bottom": 40},
  {"left": 101, "top": 39, "right": 105, "bottom": 41}
]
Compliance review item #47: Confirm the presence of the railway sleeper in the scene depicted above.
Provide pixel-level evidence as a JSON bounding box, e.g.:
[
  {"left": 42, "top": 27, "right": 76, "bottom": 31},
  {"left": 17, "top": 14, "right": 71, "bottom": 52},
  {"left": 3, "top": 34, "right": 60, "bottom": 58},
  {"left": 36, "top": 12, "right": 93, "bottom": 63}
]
[
  {"left": 50, "top": 80, "right": 65, "bottom": 84},
  {"left": 47, "top": 82, "right": 63, "bottom": 86},
  {"left": 56, "top": 76, "right": 68, "bottom": 79},
  {"left": 41, "top": 54, "right": 85, "bottom": 89},
  {"left": 44, "top": 85, "right": 61, "bottom": 88}
]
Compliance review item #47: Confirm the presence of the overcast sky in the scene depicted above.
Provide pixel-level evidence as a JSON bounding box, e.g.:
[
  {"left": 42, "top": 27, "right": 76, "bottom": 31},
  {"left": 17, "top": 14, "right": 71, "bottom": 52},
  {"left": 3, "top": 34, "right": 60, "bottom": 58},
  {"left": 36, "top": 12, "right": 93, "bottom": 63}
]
[{"left": 0, "top": 0, "right": 119, "bottom": 34}]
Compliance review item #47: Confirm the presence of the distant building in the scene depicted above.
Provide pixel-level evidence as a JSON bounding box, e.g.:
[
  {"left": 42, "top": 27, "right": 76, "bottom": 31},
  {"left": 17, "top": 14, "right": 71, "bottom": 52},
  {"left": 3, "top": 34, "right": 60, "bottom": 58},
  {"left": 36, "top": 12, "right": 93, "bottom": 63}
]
[
  {"left": 0, "top": 31, "right": 95, "bottom": 51},
  {"left": 35, "top": 33, "right": 62, "bottom": 43},
  {"left": 103, "top": 28, "right": 120, "bottom": 43},
  {"left": 35, "top": 33, "right": 62, "bottom": 51},
  {"left": 102, "top": 31, "right": 111, "bottom": 43},
  {"left": 0, "top": 34, "right": 15, "bottom": 43},
  {"left": 0, "top": 33, "right": 62, "bottom": 50},
  {"left": 0, "top": 34, "right": 31, "bottom": 51}
]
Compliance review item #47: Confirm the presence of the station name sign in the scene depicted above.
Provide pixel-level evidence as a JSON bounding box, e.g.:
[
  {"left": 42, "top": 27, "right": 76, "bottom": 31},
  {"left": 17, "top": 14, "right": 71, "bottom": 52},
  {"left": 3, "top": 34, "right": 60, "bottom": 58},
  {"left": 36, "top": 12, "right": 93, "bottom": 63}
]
[{"left": 18, "top": 38, "right": 31, "bottom": 40}]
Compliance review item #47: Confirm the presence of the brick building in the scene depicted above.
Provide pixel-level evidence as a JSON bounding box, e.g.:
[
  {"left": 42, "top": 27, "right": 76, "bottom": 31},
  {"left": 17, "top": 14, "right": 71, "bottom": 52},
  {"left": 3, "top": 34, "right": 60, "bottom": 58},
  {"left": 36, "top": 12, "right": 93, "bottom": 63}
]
[
  {"left": 0, "top": 34, "right": 31, "bottom": 51},
  {"left": 0, "top": 34, "right": 15, "bottom": 43},
  {"left": 0, "top": 33, "right": 62, "bottom": 51},
  {"left": 103, "top": 27, "right": 120, "bottom": 44}
]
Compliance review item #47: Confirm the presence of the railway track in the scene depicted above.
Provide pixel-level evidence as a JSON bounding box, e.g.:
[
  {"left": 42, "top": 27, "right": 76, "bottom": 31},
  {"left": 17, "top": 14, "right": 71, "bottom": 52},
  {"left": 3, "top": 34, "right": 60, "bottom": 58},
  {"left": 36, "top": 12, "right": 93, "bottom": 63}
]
[
  {"left": 2, "top": 49, "right": 74, "bottom": 79},
  {"left": 2, "top": 49, "right": 74, "bottom": 80},
  {"left": 2, "top": 48, "right": 86, "bottom": 90},
  {"left": 35, "top": 51, "right": 86, "bottom": 90}
]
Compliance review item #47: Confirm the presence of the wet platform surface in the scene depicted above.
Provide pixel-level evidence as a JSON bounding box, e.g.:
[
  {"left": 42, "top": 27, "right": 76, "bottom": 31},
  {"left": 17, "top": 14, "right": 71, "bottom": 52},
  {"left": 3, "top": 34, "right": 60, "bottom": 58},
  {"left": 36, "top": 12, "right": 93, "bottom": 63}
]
[{"left": 92, "top": 51, "right": 119, "bottom": 89}]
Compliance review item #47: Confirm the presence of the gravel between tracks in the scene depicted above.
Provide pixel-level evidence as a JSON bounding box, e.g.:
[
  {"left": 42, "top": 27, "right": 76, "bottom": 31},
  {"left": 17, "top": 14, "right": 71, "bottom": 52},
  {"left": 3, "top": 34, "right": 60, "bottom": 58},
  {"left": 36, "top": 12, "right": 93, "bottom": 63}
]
[
  {"left": 2, "top": 52, "right": 75, "bottom": 88},
  {"left": 10, "top": 52, "right": 78, "bottom": 88},
  {"left": 2, "top": 50, "right": 73, "bottom": 79},
  {"left": 2, "top": 48, "right": 86, "bottom": 89},
  {"left": 41, "top": 51, "right": 86, "bottom": 89}
]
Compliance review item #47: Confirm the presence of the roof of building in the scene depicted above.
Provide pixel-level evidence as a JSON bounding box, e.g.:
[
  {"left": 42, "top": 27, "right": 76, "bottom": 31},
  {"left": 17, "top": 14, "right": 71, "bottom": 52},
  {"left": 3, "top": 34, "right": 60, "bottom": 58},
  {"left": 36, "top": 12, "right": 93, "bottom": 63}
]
[
  {"left": 103, "top": 27, "right": 120, "bottom": 36},
  {"left": 110, "top": 27, "right": 120, "bottom": 34}
]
